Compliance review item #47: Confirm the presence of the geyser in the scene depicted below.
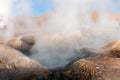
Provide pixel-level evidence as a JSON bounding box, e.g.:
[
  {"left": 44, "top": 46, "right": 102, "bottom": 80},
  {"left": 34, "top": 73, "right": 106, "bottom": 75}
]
[
  {"left": 30, "top": 0, "right": 120, "bottom": 68},
  {"left": 0, "top": 0, "right": 120, "bottom": 69}
]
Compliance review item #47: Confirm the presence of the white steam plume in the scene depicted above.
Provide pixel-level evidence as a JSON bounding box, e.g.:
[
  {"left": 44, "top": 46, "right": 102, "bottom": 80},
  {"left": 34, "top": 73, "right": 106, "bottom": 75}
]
[
  {"left": 0, "top": 0, "right": 119, "bottom": 69},
  {"left": 30, "top": 0, "right": 120, "bottom": 69},
  {"left": 0, "top": 0, "right": 34, "bottom": 40},
  {"left": 0, "top": 0, "right": 13, "bottom": 17},
  {"left": 0, "top": 0, "right": 15, "bottom": 40}
]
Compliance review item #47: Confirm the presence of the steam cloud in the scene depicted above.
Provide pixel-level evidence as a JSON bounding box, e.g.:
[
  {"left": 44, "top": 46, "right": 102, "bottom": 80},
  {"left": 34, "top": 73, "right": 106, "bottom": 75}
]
[
  {"left": 0, "top": 0, "right": 120, "bottom": 68},
  {"left": 0, "top": 0, "right": 14, "bottom": 40},
  {"left": 0, "top": 0, "right": 33, "bottom": 40},
  {"left": 30, "top": 0, "right": 120, "bottom": 68}
]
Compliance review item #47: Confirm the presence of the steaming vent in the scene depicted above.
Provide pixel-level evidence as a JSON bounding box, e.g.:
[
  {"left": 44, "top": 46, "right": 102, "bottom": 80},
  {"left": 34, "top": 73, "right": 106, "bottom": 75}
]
[{"left": 0, "top": 0, "right": 120, "bottom": 69}]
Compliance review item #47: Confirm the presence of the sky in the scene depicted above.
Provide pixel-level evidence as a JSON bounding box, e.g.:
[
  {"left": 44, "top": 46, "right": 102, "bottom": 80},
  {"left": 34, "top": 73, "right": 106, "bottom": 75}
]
[
  {"left": 32, "top": 0, "right": 119, "bottom": 16},
  {"left": 31, "top": 0, "right": 52, "bottom": 16},
  {"left": 10, "top": 0, "right": 52, "bottom": 16},
  {"left": 12, "top": 0, "right": 119, "bottom": 16}
]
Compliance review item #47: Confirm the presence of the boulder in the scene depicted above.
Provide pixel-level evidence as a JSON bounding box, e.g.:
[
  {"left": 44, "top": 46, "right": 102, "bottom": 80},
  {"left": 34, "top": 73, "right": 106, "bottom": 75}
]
[
  {"left": 101, "top": 40, "right": 120, "bottom": 58},
  {"left": 0, "top": 44, "right": 48, "bottom": 80},
  {"left": 74, "top": 40, "right": 120, "bottom": 59},
  {"left": 6, "top": 35, "right": 35, "bottom": 55}
]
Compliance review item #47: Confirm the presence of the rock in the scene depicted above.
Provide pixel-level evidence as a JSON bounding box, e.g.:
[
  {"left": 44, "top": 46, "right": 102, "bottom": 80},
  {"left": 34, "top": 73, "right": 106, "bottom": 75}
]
[
  {"left": 49, "top": 56, "right": 120, "bottom": 80},
  {"left": 6, "top": 35, "right": 35, "bottom": 55},
  {"left": 0, "top": 44, "right": 48, "bottom": 80},
  {"left": 21, "top": 35, "right": 35, "bottom": 46},
  {"left": 101, "top": 40, "right": 120, "bottom": 58},
  {"left": 68, "top": 48, "right": 103, "bottom": 64},
  {"left": 74, "top": 40, "right": 120, "bottom": 60}
]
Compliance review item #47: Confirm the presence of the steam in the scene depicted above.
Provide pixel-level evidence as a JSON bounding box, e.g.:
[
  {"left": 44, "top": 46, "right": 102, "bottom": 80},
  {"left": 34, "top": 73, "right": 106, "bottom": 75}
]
[
  {"left": 0, "top": 0, "right": 33, "bottom": 40},
  {"left": 0, "top": 0, "right": 14, "bottom": 40},
  {"left": 0, "top": 0, "right": 120, "bottom": 68},
  {"left": 13, "top": 0, "right": 33, "bottom": 16},
  {"left": 30, "top": 0, "right": 120, "bottom": 68},
  {"left": 0, "top": 0, "right": 13, "bottom": 17}
]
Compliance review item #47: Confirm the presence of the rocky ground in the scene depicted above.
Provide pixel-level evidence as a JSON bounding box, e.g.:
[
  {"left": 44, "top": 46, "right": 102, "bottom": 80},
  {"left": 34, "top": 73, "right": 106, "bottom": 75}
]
[
  {"left": 49, "top": 56, "right": 120, "bottom": 80},
  {"left": 0, "top": 15, "right": 120, "bottom": 80},
  {"left": 0, "top": 33, "right": 120, "bottom": 80}
]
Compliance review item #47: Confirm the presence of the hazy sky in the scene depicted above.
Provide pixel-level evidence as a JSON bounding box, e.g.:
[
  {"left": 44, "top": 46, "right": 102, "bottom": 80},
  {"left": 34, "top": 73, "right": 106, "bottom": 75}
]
[{"left": 13, "top": 0, "right": 119, "bottom": 16}]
